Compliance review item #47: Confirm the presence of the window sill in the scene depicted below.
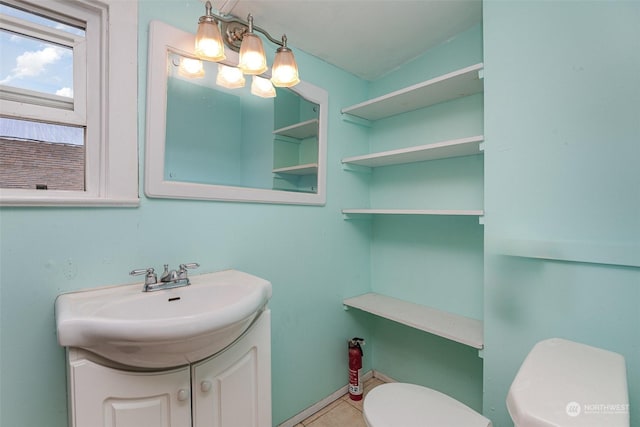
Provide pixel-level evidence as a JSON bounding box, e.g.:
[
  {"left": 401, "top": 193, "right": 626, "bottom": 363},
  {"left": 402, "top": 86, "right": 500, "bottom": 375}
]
[{"left": 0, "top": 192, "right": 139, "bottom": 207}]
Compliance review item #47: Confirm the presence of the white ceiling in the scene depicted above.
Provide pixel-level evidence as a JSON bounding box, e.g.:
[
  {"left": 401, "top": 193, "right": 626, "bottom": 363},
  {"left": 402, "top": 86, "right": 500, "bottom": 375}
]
[{"left": 210, "top": 0, "right": 482, "bottom": 81}]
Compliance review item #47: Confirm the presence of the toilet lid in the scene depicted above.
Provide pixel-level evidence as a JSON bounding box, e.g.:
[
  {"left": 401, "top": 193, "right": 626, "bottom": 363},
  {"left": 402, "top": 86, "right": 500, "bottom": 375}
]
[{"left": 363, "top": 383, "right": 491, "bottom": 427}]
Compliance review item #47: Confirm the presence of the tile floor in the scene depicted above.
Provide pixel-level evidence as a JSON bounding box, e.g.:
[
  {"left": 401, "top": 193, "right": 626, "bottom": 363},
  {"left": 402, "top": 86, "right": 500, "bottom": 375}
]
[{"left": 294, "top": 377, "right": 386, "bottom": 427}]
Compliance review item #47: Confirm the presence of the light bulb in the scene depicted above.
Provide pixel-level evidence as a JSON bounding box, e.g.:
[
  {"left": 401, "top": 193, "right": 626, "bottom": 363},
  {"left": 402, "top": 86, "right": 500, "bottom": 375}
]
[
  {"left": 238, "top": 33, "right": 267, "bottom": 75},
  {"left": 216, "top": 64, "right": 245, "bottom": 88},
  {"left": 251, "top": 75, "right": 276, "bottom": 98},
  {"left": 273, "top": 65, "right": 296, "bottom": 82},
  {"left": 195, "top": 36, "right": 224, "bottom": 60},
  {"left": 178, "top": 57, "right": 205, "bottom": 78}
]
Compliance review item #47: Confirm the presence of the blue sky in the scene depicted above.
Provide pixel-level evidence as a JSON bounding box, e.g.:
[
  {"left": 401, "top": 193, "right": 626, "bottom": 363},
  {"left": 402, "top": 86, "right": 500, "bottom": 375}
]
[
  {"left": 0, "top": 4, "right": 84, "bottom": 145},
  {"left": 0, "top": 4, "right": 83, "bottom": 98}
]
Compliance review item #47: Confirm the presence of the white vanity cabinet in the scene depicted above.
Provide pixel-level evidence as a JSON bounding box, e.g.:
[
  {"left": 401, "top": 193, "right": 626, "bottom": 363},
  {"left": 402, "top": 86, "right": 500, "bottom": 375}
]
[
  {"left": 68, "top": 360, "right": 191, "bottom": 427},
  {"left": 192, "top": 309, "right": 271, "bottom": 427},
  {"left": 66, "top": 310, "right": 271, "bottom": 427}
]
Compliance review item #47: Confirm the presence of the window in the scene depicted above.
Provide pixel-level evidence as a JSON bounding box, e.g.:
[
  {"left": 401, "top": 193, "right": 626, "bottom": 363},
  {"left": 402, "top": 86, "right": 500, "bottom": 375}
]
[{"left": 0, "top": 0, "right": 138, "bottom": 206}]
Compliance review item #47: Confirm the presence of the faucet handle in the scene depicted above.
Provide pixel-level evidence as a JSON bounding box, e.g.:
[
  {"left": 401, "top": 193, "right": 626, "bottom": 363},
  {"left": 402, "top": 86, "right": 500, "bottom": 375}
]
[
  {"left": 178, "top": 263, "right": 200, "bottom": 279},
  {"left": 130, "top": 267, "right": 157, "bottom": 285}
]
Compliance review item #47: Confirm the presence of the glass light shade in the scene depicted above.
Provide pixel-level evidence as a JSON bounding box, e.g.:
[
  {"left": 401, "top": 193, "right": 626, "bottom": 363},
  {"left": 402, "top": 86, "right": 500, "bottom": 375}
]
[
  {"left": 271, "top": 47, "right": 300, "bottom": 87},
  {"left": 195, "top": 20, "right": 226, "bottom": 61},
  {"left": 216, "top": 64, "right": 245, "bottom": 89},
  {"left": 251, "top": 75, "right": 276, "bottom": 98},
  {"left": 178, "top": 57, "right": 205, "bottom": 78},
  {"left": 238, "top": 33, "right": 268, "bottom": 75}
]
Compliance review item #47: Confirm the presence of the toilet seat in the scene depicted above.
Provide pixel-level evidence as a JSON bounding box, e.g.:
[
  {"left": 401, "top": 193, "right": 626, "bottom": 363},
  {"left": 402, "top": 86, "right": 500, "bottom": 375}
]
[{"left": 363, "top": 383, "right": 491, "bottom": 427}]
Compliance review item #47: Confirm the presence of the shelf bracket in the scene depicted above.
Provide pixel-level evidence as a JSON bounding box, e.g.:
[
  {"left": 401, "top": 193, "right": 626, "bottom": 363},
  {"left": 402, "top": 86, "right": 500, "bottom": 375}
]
[
  {"left": 479, "top": 216, "right": 485, "bottom": 225},
  {"left": 478, "top": 69, "right": 484, "bottom": 80},
  {"left": 478, "top": 142, "right": 486, "bottom": 152},
  {"left": 341, "top": 163, "right": 372, "bottom": 174},
  {"left": 273, "top": 135, "right": 302, "bottom": 145},
  {"left": 342, "top": 212, "right": 373, "bottom": 221},
  {"left": 341, "top": 113, "right": 373, "bottom": 128}
]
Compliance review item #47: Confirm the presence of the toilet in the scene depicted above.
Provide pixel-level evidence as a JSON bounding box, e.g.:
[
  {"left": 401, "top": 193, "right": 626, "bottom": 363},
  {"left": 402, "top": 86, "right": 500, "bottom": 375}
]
[
  {"left": 364, "top": 382, "right": 491, "bottom": 427},
  {"left": 363, "top": 338, "right": 629, "bottom": 427},
  {"left": 507, "top": 337, "right": 629, "bottom": 427}
]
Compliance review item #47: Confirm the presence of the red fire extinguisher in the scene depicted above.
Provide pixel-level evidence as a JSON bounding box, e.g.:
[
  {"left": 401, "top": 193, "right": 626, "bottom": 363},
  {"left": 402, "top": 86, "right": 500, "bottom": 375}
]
[{"left": 348, "top": 337, "right": 365, "bottom": 401}]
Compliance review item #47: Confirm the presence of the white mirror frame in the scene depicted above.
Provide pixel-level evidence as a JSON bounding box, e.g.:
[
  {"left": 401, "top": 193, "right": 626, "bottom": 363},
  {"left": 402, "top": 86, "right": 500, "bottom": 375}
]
[{"left": 145, "top": 20, "right": 327, "bottom": 205}]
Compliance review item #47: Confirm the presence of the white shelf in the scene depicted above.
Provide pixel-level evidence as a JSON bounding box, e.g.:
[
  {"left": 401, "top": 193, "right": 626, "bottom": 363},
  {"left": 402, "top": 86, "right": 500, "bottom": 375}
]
[
  {"left": 342, "top": 135, "right": 484, "bottom": 168},
  {"left": 273, "top": 119, "right": 319, "bottom": 140},
  {"left": 343, "top": 293, "right": 483, "bottom": 349},
  {"left": 341, "top": 63, "right": 484, "bottom": 122},
  {"left": 272, "top": 163, "right": 318, "bottom": 175},
  {"left": 490, "top": 238, "right": 640, "bottom": 268},
  {"left": 342, "top": 209, "right": 484, "bottom": 216}
]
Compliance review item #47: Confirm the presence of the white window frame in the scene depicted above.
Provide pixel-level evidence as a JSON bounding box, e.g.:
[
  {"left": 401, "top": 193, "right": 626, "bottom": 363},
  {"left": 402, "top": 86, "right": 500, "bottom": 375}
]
[
  {"left": 0, "top": 0, "right": 138, "bottom": 206},
  {"left": 0, "top": 8, "right": 86, "bottom": 123}
]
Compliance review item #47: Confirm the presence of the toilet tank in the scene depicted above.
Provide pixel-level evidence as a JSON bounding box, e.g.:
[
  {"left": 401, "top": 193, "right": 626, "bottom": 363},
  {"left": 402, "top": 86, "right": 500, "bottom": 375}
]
[{"left": 507, "top": 338, "right": 629, "bottom": 427}]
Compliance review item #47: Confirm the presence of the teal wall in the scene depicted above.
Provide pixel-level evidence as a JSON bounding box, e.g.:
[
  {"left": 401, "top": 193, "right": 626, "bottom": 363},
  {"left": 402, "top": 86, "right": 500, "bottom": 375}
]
[
  {"left": 0, "top": 1, "right": 373, "bottom": 426},
  {"left": 1, "top": 1, "right": 638, "bottom": 427},
  {"left": 483, "top": 1, "right": 640, "bottom": 426}
]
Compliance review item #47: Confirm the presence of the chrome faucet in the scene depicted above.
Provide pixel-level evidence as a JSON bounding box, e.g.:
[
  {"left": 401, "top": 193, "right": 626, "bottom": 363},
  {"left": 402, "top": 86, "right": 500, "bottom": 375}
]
[
  {"left": 160, "top": 264, "right": 179, "bottom": 282},
  {"left": 178, "top": 263, "right": 200, "bottom": 279},
  {"left": 129, "top": 267, "right": 157, "bottom": 292},
  {"left": 130, "top": 263, "right": 199, "bottom": 292}
]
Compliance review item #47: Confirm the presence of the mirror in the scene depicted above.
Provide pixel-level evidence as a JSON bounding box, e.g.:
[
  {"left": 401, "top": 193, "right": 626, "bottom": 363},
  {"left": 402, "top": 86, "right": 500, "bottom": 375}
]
[{"left": 145, "top": 21, "right": 328, "bottom": 205}]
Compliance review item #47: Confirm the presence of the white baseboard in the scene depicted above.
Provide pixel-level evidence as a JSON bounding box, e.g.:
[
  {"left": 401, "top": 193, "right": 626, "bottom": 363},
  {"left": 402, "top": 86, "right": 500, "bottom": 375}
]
[
  {"left": 371, "top": 370, "right": 396, "bottom": 384},
  {"left": 277, "top": 370, "right": 398, "bottom": 427},
  {"left": 277, "top": 371, "right": 374, "bottom": 427}
]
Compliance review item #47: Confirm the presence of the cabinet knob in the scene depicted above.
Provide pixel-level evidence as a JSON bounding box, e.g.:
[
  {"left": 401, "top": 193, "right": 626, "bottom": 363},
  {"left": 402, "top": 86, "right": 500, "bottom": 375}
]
[
  {"left": 177, "top": 388, "right": 189, "bottom": 401},
  {"left": 201, "top": 380, "right": 212, "bottom": 393}
]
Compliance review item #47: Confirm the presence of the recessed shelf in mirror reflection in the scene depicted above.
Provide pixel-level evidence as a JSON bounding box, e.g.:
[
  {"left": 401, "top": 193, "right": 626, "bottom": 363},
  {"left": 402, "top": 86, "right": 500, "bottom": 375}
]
[{"left": 145, "top": 21, "right": 328, "bottom": 205}]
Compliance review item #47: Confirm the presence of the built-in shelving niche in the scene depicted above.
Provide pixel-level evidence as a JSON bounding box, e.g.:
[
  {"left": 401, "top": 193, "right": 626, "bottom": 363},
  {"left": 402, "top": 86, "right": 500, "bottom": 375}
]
[
  {"left": 340, "top": 63, "right": 485, "bottom": 350},
  {"left": 272, "top": 113, "right": 319, "bottom": 193}
]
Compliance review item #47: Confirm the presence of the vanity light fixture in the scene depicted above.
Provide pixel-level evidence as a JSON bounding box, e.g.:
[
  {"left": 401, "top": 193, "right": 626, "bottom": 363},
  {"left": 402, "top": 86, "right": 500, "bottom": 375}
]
[
  {"left": 195, "top": 0, "right": 300, "bottom": 90},
  {"left": 216, "top": 64, "right": 246, "bottom": 88},
  {"left": 251, "top": 75, "right": 276, "bottom": 98}
]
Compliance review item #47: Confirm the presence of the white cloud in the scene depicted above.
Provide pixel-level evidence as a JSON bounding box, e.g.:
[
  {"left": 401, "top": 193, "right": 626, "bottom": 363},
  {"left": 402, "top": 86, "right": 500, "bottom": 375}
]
[
  {"left": 56, "top": 87, "right": 73, "bottom": 98},
  {"left": 0, "top": 45, "right": 71, "bottom": 85}
]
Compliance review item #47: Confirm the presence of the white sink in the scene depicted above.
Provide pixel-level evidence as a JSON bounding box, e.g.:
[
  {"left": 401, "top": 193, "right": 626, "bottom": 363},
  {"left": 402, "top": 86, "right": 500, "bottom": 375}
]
[{"left": 56, "top": 269, "right": 272, "bottom": 368}]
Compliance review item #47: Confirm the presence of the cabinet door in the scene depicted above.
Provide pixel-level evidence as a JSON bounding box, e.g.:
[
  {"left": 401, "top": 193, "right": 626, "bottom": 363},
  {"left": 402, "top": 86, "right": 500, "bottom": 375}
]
[
  {"left": 193, "top": 310, "right": 271, "bottom": 427},
  {"left": 69, "top": 359, "right": 191, "bottom": 427}
]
